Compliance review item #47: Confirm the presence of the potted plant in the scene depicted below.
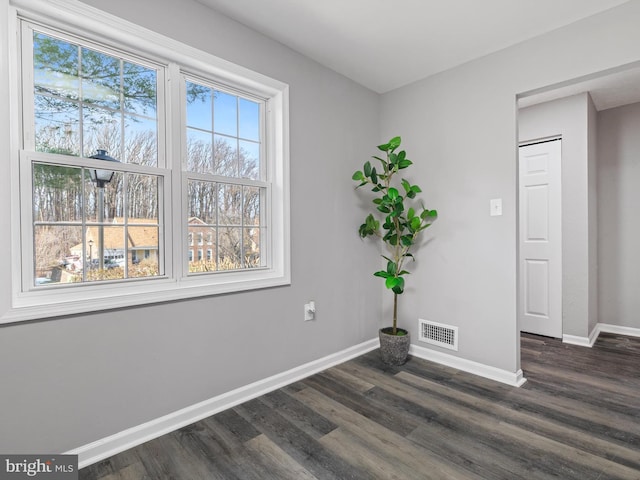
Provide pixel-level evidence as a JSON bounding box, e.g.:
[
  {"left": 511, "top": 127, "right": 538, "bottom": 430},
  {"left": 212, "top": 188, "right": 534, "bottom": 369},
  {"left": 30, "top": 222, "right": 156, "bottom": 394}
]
[{"left": 352, "top": 136, "right": 437, "bottom": 365}]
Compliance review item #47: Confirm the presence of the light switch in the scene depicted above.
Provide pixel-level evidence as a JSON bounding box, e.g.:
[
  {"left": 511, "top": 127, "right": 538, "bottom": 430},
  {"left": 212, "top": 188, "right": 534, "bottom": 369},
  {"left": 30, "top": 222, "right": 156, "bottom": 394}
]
[{"left": 490, "top": 198, "right": 502, "bottom": 216}]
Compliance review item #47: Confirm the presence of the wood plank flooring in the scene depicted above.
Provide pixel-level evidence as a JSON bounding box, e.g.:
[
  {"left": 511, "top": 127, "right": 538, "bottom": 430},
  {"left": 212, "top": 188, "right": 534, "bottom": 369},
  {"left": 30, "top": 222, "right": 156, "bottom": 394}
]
[{"left": 80, "top": 333, "right": 640, "bottom": 479}]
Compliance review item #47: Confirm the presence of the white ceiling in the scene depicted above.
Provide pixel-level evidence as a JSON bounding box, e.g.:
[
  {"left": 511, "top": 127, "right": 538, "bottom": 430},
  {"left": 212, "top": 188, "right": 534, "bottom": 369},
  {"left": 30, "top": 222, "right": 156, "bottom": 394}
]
[{"left": 196, "top": 0, "right": 630, "bottom": 94}]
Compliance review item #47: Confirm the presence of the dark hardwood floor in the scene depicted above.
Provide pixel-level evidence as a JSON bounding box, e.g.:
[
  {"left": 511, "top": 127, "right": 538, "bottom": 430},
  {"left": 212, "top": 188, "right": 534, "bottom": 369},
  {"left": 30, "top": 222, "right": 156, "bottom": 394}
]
[{"left": 80, "top": 333, "right": 640, "bottom": 479}]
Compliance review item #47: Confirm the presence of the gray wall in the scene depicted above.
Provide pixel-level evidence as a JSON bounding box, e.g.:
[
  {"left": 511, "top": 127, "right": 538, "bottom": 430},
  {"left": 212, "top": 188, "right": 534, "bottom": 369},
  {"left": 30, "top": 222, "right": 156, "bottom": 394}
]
[
  {"left": 380, "top": 1, "right": 640, "bottom": 370},
  {"left": 598, "top": 101, "right": 640, "bottom": 329},
  {"left": 0, "top": 0, "right": 380, "bottom": 453},
  {"left": 518, "top": 93, "right": 597, "bottom": 338}
]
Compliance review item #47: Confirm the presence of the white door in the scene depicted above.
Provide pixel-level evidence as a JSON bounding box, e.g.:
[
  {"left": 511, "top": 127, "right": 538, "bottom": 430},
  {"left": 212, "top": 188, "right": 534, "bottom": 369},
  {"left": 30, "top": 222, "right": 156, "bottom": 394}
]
[{"left": 518, "top": 140, "right": 562, "bottom": 338}]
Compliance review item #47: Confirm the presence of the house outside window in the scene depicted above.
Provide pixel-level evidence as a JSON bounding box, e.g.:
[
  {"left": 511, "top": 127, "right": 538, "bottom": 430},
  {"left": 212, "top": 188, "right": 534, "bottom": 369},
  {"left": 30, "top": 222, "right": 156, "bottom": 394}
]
[{"left": 4, "top": 0, "right": 290, "bottom": 323}]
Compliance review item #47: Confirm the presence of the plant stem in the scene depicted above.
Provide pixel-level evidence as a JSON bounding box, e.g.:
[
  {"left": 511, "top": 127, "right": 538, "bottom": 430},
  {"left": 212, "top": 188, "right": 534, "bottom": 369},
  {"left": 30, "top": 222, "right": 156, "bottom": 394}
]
[{"left": 393, "top": 292, "right": 398, "bottom": 334}]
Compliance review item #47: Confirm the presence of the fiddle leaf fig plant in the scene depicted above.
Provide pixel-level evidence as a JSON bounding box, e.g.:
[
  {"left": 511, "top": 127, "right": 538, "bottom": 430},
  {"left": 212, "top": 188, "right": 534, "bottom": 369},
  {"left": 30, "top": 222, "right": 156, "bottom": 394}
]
[{"left": 352, "top": 136, "right": 437, "bottom": 335}]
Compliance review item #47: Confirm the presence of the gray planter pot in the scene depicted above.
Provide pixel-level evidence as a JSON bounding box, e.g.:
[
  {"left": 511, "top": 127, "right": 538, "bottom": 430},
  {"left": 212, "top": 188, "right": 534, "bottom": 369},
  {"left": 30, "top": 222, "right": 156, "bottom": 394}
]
[{"left": 379, "top": 327, "right": 411, "bottom": 365}]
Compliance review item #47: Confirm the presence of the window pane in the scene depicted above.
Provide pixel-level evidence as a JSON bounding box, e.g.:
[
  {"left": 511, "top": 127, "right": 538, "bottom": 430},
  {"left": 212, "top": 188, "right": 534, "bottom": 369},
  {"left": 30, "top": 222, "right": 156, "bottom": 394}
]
[
  {"left": 214, "top": 90, "right": 237, "bottom": 136},
  {"left": 33, "top": 31, "right": 158, "bottom": 164},
  {"left": 214, "top": 135, "right": 238, "bottom": 177},
  {"left": 243, "top": 228, "right": 261, "bottom": 268},
  {"left": 127, "top": 226, "right": 160, "bottom": 278},
  {"left": 34, "top": 225, "right": 83, "bottom": 286},
  {"left": 32, "top": 162, "right": 162, "bottom": 286},
  {"left": 188, "top": 226, "right": 216, "bottom": 273},
  {"left": 126, "top": 174, "right": 159, "bottom": 221},
  {"left": 35, "top": 97, "right": 80, "bottom": 156},
  {"left": 239, "top": 140, "right": 260, "bottom": 180},
  {"left": 186, "top": 81, "right": 211, "bottom": 130},
  {"left": 218, "top": 184, "right": 242, "bottom": 225},
  {"left": 124, "top": 115, "right": 157, "bottom": 166},
  {"left": 238, "top": 98, "right": 259, "bottom": 141},
  {"left": 188, "top": 181, "right": 216, "bottom": 224},
  {"left": 84, "top": 225, "right": 126, "bottom": 282},
  {"left": 81, "top": 47, "right": 120, "bottom": 110},
  {"left": 187, "top": 128, "right": 212, "bottom": 173},
  {"left": 83, "top": 106, "right": 121, "bottom": 159},
  {"left": 218, "top": 226, "right": 241, "bottom": 270},
  {"left": 32, "top": 163, "right": 83, "bottom": 222},
  {"left": 243, "top": 186, "right": 260, "bottom": 226},
  {"left": 123, "top": 61, "right": 157, "bottom": 117},
  {"left": 85, "top": 171, "right": 121, "bottom": 224},
  {"left": 34, "top": 32, "right": 79, "bottom": 101}
]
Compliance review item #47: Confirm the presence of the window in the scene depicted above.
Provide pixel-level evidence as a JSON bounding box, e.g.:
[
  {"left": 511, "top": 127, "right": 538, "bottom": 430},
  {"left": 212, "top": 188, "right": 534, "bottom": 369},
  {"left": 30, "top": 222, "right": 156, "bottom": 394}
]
[
  {"left": 185, "top": 79, "right": 265, "bottom": 273},
  {"left": 4, "top": 0, "right": 290, "bottom": 323},
  {"left": 26, "top": 29, "right": 163, "bottom": 286}
]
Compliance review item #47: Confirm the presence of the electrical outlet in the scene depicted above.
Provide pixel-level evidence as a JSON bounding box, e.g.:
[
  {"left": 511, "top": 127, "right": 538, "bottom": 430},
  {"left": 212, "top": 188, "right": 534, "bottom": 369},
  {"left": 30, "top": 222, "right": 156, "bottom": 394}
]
[{"left": 304, "top": 301, "right": 316, "bottom": 321}]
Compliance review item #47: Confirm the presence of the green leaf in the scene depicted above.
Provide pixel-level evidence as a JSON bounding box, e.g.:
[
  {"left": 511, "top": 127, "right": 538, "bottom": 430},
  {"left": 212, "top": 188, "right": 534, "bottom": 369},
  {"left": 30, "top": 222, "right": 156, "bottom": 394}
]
[
  {"left": 407, "top": 207, "right": 415, "bottom": 219},
  {"left": 363, "top": 161, "right": 372, "bottom": 177},
  {"left": 389, "top": 153, "right": 398, "bottom": 165},
  {"left": 388, "top": 187, "right": 399, "bottom": 200},
  {"left": 401, "top": 235, "right": 413, "bottom": 247},
  {"left": 377, "top": 205, "right": 391, "bottom": 214},
  {"left": 398, "top": 159, "right": 413, "bottom": 169},
  {"left": 410, "top": 217, "right": 421, "bottom": 230},
  {"left": 386, "top": 261, "right": 397, "bottom": 275},
  {"left": 421, "top": 209, "right": 438, "bottom": 219},
  {"left": 352, "top": 171, "right": 364, "bottom": 181},
  {"left": 371, "top": 168, "right": 378, "bottom": 184},
  {"left": 401, "top": 179, "right": 411, "bottom": 193},
  {"left": 411, "top": 185, "right": 422, "bottom": 194},
  {"left": 388, "top": 136, "right": 401, "bottom": 150},
  {"left": 372, "top": 198, "right": 383, "bottom": 205},
  {"left": 377, "top": 143, "right": 390, "bottom": 152},
  {"left": 374, "top": 270, "right": 390, "bottom": 278},
  {"left": 385, "top": 276, "right": 400, "bottom": 290},
  {"left": 390, "top": 276, "right": 404, "bottom": 294}
]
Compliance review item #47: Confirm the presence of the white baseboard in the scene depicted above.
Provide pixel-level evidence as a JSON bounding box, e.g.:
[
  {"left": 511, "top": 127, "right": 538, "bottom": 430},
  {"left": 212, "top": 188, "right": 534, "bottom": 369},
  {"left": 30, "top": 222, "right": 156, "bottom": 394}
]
[
  {"left": 563, "top": 329, "right": 599, "bottom": 347},
  {"left": 598, "top": 323, "right": 640, "bottom": 338},
  {"left": 67, "top": 338, "right": 379, "bottom": 469},
  {"left": 563, "top": 322, "right": 640, "bottom": 347},
  {"left": 409, "top": 344, "right": 527, "bottom": 388}
]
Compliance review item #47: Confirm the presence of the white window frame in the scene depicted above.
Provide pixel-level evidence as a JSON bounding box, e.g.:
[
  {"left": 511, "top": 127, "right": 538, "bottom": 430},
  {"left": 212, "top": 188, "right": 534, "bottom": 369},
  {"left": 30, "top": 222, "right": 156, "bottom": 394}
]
[{"left": 2, "top": 0, "right": 290, "bottom": 324}]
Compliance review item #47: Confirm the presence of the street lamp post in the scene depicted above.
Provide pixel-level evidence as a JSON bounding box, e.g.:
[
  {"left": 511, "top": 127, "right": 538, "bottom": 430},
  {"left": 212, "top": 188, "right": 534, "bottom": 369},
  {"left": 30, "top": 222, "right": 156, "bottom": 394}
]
[
  {"left": 88, "top": 239, "right": 93, "bottom": 266},
  {"left": 89, "top": 149, "right": 120, "bottom": 271}
]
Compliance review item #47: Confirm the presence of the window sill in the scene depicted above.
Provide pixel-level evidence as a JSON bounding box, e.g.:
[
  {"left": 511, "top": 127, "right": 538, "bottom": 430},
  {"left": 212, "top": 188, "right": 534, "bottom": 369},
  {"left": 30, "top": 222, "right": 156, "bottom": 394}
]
[{"left": 1, "top": 270, "right": 290, "bottom": 324}]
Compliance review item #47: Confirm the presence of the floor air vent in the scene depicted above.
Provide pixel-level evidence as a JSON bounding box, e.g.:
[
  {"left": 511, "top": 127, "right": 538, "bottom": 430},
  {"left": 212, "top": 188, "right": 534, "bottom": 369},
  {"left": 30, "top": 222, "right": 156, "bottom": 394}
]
[{"left": 419, "top": 319, "right": 458, "bottom": 351}]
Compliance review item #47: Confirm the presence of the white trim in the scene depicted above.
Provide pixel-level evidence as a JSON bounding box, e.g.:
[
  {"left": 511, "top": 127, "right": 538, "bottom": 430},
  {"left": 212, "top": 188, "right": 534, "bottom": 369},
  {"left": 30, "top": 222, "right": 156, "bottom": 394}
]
[
  {"left": 562, "top": 329, "right": 599, "bottom": 347},
  {"left": 409, "top": 344, "right": 527, "bottom": 387},
  {"left": 564, "top": 322, "right": 640, "bottom": 347},
  {"left": 66, "top": 338, "right": 379, "bottom": 469},
  {"left": 597, "top": 323, "right": 640, "bottom": 338}
]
